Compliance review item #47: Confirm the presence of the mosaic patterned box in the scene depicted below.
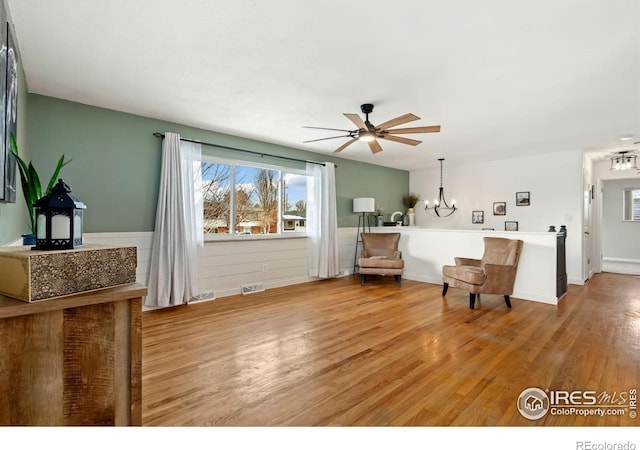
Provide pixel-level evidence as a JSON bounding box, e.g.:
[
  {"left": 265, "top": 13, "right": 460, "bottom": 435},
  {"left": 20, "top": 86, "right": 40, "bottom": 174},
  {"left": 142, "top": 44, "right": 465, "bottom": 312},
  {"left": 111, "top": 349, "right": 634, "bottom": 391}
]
[{"left": 0, "top": 244, "right": 137, "bottom": 302}]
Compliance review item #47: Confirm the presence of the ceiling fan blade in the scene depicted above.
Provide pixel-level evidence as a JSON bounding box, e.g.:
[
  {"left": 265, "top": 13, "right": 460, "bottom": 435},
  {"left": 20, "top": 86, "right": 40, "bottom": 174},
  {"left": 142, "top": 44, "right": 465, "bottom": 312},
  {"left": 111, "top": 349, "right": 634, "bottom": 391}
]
[
  {"left": 334, "top": 138, "right": 358, "bottom": 153},
  {"left": 375, "top": 113, "right": 420, "bottom": 131},
  {"left": 386, "top": 125, "right": 441, "bottom": 134},
  {"left": 379, "top": 134, "right": 422, "bottom": 146},
  {"left": 344, "top": 113, "right": 367, "bottom": 130},
  {"left": 302, "top": 125, "right": 354, "bottom": 132},
  {"left": 303, "top": 134, "right": 352, "bottom": 143},
  {"left": 368, "top": 140, "right": 383, "bottom": 154}
]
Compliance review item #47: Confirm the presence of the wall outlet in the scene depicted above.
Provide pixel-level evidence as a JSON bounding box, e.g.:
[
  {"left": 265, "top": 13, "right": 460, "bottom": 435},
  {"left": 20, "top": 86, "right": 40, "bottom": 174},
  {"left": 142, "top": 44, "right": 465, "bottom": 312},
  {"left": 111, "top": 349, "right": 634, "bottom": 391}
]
[
  {"left": 262, "top": 264, "right": 267, "bottom": 272},
  {"left": 241, "top": 282, "right": 265, "bottom": 295}
]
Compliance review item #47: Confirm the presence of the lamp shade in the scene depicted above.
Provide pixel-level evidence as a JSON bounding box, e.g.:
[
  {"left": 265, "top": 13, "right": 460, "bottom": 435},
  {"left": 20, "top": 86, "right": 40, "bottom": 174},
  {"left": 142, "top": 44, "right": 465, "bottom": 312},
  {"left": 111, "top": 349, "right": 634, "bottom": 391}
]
[{"left": 353, "top": 197, "right": 375, "bottom": 213}]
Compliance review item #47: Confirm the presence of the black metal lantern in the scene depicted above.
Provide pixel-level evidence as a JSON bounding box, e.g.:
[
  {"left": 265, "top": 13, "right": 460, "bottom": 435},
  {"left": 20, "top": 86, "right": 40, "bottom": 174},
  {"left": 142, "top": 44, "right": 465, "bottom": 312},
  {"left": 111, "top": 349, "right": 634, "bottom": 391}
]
[{"left": 33, "top": 179, "right": 86, "bottom": 250}]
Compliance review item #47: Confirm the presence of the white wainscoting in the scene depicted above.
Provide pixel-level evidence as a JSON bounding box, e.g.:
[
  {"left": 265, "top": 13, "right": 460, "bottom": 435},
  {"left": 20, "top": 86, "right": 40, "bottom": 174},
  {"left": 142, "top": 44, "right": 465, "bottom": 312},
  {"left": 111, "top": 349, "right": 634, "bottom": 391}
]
[
  {"left": 197, "top": 237, "right": 313, "bottom": 298},
  {"left": 83, "top": 231, "right": 359, "bottom": 305},
  {"left": 83, "top": 230, "right": 361, "bottom": 303},
  {"left": 84, "top": 232, "right": 153, "bottom": 284},
  {"left": 23, "top": 227, "right": 561, "bottom": 306}
]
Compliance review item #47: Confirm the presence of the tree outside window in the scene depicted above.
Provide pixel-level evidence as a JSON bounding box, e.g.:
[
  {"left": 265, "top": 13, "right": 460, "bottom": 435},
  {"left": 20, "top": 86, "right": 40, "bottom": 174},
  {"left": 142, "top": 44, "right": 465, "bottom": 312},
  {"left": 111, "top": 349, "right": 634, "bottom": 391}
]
[{"left": 201, "top": 159, "right": 307, "bottom": 236}]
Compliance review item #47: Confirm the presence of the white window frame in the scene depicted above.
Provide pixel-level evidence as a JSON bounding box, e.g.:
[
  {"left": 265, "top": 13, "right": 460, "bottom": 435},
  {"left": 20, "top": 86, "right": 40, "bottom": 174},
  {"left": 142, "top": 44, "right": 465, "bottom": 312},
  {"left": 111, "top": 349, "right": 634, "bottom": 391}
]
[
  {"left": 623, "top": 187, "right": 640, "bottom": 222},
  {"left": 201, "top": 155, "right": 308, "bottom": 241}
]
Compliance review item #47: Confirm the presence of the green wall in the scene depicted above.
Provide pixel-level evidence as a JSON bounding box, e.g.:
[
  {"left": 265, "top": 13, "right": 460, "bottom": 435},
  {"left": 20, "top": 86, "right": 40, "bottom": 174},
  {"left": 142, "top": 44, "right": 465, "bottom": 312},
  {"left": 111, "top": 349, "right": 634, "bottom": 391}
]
[{"left": 25, "top": 95, "right": 409, "bottom": 233}]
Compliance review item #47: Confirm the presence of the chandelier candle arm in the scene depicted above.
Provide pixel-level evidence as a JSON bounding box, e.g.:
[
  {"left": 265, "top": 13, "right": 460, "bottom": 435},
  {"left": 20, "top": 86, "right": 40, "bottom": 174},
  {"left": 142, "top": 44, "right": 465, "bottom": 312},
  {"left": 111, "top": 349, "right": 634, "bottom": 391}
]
[{"left": 424, "top": 158, "right": 457, "bottom": 218}]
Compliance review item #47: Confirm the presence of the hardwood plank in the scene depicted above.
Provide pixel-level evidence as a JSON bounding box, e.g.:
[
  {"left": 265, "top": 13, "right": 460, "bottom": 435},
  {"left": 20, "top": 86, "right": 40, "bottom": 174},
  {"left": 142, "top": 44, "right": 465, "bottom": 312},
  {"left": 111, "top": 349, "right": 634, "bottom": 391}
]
[
  {"left": 63, "top": 302, "right": 115, "bottom": 425},
  {"left": 0, "top": 310, "right": 64, "bottom": 425},
  {"left": 130, "top": 298, "right": 143, "bottom": 426},
  {"left": 141, "top": 273, "right": 640, "bottom": 426}
]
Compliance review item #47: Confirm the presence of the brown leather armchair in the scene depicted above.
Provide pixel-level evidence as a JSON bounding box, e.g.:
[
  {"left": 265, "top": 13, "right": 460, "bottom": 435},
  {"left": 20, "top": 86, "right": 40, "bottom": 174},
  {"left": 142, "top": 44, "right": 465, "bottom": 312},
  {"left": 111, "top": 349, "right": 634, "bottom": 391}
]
[
  {"left": 359, "top": 233, "right": 404, "bottom": 287},
  {"left": 442, "top": 237, "right": 523, "bottom": 309}
]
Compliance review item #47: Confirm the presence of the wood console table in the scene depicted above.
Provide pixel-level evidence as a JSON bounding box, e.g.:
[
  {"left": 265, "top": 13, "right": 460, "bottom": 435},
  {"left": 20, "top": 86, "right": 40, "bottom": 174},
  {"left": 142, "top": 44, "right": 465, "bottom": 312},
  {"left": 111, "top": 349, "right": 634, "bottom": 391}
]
[{"left": 0, "top": 283, "right": 147, "bottom": 426}]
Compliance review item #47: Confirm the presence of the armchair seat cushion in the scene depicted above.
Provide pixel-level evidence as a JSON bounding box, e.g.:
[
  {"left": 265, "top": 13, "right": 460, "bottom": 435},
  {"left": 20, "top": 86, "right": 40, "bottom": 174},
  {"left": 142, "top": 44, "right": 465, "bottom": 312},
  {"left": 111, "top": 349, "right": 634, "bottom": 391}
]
[
  {"left": 359, "top": 256, "right": 404, "bottom": 270},
  {"left": 443, "top": 264, "right": 486, "bottom": 285}
]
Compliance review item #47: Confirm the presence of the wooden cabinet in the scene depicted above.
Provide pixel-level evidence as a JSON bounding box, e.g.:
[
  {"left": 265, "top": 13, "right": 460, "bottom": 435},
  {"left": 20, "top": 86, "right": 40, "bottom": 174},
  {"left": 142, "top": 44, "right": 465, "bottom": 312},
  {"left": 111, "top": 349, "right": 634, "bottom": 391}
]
[{"left": 0, "top": 283, "right": 146, "bottom": 426}]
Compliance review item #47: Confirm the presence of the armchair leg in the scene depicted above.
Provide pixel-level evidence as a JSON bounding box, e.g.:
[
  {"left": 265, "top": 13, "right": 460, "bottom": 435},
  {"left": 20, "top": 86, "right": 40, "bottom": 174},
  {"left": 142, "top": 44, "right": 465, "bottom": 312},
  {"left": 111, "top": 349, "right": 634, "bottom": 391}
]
[
  {"left": 504, "top": 295, "right": 512, "bottom": 308},
  {"left": 469, "top": 293, "right": 477, "bottom": 310},
  {"left": 442, "top": 282, "right": 449, "bottom": 296},
  {"left": 361, "top": 275, "right": 366, "bottom": 286},
  {"left": 394, "top": 275, "right": 402, "bottom": 287}
]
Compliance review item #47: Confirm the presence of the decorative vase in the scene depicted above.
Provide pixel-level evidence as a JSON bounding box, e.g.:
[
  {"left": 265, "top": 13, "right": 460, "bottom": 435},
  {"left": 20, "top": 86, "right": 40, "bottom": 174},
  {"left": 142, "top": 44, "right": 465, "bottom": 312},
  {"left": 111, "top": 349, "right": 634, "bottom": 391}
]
[
  {"left": 377, "top": 215, "right": 384, "bottom": 227},
  {"left": 21, "top": 233, "right": 36, "bottom": 246},
  {"left": 407, "top": 207, "right": 415, "bottom": 226}
]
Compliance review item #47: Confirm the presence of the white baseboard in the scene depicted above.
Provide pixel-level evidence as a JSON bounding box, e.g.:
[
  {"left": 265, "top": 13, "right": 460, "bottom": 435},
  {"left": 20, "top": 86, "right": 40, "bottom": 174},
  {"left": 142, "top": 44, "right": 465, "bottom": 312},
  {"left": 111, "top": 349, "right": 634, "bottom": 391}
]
[
  {"left": 569, "top": 277, "right": 585, "bottom": 286},
  {"left": 602, "top": 257, "right": 640, "bottom": 264},
  {"left": 601, "top": 258, "right": 640, "bottom": 275}
]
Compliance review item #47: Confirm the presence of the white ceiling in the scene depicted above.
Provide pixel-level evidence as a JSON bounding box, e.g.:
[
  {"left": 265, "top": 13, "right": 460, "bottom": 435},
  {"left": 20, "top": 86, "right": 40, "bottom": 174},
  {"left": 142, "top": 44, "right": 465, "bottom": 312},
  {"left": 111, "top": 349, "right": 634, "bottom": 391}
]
[{"left": 6, "top": 0, "right": 640, "bottom": 170}]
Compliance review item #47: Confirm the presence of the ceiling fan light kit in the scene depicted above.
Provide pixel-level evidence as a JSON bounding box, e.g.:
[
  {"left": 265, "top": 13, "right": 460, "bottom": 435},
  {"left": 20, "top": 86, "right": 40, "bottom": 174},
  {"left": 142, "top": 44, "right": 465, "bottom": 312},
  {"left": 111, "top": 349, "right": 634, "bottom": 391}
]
[{"left": 303, "top": 103, "right": 441, "bottom": 154}]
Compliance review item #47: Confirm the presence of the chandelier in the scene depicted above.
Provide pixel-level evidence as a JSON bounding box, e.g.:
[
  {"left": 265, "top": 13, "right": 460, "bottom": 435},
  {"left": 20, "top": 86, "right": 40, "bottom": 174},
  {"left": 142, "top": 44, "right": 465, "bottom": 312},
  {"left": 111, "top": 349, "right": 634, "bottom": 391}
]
[
  {"left": 610, "top": 151, "right": 638, "bottom": 171},
  {"left": 425, "top": 158, "right": 457, "bottom": 217}
]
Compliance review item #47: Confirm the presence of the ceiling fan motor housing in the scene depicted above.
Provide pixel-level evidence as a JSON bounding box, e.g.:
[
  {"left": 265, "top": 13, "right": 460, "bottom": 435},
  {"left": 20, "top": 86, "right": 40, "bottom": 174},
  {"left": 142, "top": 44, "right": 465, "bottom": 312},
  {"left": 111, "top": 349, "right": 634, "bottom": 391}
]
[{"left": 360, "top": 103, "right": 374, "bottom": 115}]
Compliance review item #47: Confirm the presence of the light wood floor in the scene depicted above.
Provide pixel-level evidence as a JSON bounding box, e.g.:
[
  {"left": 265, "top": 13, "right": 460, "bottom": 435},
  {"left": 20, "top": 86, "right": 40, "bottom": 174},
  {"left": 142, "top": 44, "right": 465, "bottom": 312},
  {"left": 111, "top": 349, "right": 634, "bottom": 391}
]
[{"left": 141, "top": 273, "right": 639, "bottom": 426}]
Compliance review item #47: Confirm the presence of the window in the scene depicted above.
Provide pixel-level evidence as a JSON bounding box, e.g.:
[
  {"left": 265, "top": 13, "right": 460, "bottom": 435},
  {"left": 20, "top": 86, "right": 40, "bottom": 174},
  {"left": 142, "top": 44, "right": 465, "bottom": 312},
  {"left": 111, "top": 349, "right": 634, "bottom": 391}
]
[
  {"left": 623, "top": 188, "right": 640, "bottom": 221},
  {"left": 201, "top": 157, "right": 308, "bottom": 237}
]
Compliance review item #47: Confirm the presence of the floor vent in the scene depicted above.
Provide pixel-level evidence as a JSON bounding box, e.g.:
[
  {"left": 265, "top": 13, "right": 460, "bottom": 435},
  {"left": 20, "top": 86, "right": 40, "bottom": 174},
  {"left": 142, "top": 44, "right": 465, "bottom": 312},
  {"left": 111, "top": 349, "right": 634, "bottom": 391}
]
[
  {"left": 241, "top": 282, "right": 265, "bottom": 295},
  {"left": 189, "top": 291, "right": 215, "bottom": 303}
]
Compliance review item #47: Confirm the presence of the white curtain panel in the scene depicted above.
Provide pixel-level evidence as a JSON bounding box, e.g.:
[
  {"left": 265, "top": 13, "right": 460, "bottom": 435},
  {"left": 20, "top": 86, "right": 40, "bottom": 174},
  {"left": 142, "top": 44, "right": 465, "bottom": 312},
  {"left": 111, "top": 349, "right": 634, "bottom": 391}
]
[
  {"left": 306, "top": 162, "right": 339, "bottom": 278},
  {"left": 146, "top": 133, "right": 203, "bottom": 307}
]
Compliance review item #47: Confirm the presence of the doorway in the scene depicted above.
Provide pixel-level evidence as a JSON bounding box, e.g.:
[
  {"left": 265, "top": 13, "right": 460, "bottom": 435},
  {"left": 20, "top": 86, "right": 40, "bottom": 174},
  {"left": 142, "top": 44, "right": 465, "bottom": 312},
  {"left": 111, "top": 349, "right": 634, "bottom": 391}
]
[{"left": 599, "top": 178, "right": 640, "bottom": 275}]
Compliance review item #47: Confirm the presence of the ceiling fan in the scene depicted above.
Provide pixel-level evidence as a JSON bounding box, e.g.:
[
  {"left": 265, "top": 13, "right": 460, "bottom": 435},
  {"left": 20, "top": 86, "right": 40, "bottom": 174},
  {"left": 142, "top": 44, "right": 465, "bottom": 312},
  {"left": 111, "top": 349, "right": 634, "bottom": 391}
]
[{"left": 303, "top": 103, "right": 441, "bottom": 154}]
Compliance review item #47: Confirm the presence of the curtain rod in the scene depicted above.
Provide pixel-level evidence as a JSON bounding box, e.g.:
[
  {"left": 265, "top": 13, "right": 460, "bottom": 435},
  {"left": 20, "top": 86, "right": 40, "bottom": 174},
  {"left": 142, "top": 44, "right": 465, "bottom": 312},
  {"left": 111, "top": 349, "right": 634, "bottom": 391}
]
[{"left": 153, "top": 133, "right": 329, "bottom": 167}]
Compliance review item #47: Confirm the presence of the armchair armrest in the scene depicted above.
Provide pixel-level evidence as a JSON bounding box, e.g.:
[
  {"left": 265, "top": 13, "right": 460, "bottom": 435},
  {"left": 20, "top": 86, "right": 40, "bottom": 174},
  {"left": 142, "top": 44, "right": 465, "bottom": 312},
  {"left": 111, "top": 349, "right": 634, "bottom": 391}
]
[
  {"left": 479, "top": 263, "right": 518, "bottom": 294},
  {"left": 455, "top": 257, "right": 482, "bottom": 267}
]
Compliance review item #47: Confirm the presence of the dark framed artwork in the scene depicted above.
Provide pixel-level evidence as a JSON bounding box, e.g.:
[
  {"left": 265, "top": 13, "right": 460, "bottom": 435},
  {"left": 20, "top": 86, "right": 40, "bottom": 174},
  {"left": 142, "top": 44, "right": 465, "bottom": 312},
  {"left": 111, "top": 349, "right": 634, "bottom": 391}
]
[
  {"left": 0, "top": 3, "right": 7, "bottom": 202},
  {"left": 516, "top": 191, "right": 530, "bottom": 206},
  {"left": 493, "top": 201, "right": 506, "bottom": 215},
  {"left": 472, "top": 210, "right": 484, "bottom": 224},
  {"left": 2, "top": 21, "right": 17, "bottom": 202},
  {"left": 505, "top": 221, "right": 519, "bottom": 231}
]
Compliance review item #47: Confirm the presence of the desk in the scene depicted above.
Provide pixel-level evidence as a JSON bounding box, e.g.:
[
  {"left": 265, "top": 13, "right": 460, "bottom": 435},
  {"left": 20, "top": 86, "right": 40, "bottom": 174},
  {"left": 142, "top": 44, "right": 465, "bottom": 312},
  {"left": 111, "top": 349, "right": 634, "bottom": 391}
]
[{"left": 0, "top": 283, "right": 146, "bottom": 425}]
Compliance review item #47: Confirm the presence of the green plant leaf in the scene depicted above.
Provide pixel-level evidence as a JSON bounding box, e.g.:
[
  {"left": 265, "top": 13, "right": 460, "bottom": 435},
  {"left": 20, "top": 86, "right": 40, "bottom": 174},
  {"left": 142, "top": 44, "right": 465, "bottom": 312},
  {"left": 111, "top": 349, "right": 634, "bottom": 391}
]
[
  {"left": 9, "top": 133, "right": 71, "bottom": 233},
  {"left": 27, "top": 163, "right": 42, "bottom": 201},
  {"left": 10, "top": 134, "right": 29, "bottom": 185},
  {"left": 46, "top": 155, "right": 71, "bottom": 194}
]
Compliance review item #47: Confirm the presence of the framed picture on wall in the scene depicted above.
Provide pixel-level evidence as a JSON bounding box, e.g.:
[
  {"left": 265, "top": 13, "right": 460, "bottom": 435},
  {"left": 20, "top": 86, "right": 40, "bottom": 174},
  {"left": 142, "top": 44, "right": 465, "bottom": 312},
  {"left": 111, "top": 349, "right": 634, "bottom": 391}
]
[
  {"left": 3, "top": 22, "right": 18, "bottom": 203},
  {"left": 0, "top": 3, "right": 7, "bottom": 202},
  {"left": 493, "top": 202, "right": 506, "bottom": 215},
  {"left": 505, "top": 221, "right": 518, "bottom": 231},
  {"left": 516, "top": 191, "right": 530, "bottom": 206},
  {"left": 472, "top": 210, "right": 484, "bottom": 224}
]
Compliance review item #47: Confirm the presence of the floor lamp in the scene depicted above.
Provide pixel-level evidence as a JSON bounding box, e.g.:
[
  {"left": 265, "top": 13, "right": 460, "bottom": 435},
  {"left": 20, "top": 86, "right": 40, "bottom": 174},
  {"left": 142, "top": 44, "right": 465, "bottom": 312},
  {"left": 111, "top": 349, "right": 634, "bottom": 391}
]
[{"left": 353, "top": 197, "right": 375, "bottom": 274}]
